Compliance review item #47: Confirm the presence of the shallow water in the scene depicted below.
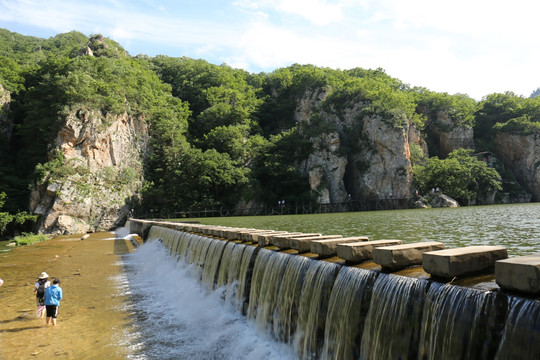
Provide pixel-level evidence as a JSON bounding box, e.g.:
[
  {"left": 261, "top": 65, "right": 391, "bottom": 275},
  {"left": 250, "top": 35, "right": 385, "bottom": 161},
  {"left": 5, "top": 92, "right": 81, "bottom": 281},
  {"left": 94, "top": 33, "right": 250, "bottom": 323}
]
[
  {"left": 0, "top": 232, "right": 137, "bottom": 359},
  {"left": 189, "top": 203, "right": 540, "bottom": 257}
]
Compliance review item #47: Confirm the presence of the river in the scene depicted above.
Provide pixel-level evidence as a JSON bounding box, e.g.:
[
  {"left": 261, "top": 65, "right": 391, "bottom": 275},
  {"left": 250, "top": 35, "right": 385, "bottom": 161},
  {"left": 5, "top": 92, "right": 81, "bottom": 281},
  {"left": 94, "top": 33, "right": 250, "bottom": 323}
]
[{"left": 0, "top": 203, "right": 538, "bottom": 358}]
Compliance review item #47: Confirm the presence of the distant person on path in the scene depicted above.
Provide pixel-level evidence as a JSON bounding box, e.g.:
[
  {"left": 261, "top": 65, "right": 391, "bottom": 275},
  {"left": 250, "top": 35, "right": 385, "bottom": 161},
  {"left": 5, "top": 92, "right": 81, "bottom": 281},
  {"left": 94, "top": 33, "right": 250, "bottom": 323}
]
[
  {"left": 34, "top": 272, "right": 50, "bottom": 318},
  {"left": 44, "top": 278, "right": 63, "bottom": 326}
]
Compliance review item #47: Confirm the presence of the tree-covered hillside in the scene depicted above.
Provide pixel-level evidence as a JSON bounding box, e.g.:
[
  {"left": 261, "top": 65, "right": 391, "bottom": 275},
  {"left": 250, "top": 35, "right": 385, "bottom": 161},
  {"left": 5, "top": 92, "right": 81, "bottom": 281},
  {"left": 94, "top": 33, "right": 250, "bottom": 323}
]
[{"left": 0, "top": 28, "right": 538, "bottom": 235}]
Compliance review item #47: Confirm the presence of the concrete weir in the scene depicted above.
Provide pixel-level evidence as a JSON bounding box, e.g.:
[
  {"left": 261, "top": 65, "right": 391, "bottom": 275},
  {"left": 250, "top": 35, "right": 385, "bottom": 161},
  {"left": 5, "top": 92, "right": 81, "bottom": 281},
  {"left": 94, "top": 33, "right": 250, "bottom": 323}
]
[
  {"left": 373, "top": 241, "right": 445, "bottom": 271},
  {"left": 495, "top": 253, "right": 540, "bottom": 295},
  {"left": 337, "top": 239, "right": 402, "bottom": 262},
  {"left": 422, "top": 245, "right": 508, "bottom": 278},
  {"left": 127, "top": 219, "right": 540, "bottom": 359}
]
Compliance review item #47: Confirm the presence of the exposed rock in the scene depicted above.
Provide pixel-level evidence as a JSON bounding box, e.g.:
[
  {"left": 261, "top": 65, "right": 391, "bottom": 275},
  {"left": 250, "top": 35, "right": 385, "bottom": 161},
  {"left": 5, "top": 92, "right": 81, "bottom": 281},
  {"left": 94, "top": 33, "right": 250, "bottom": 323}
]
[
  {"left": 296, "top": 89, "right": 417, "bottom": 202},
  {"left": 415, "top": 193, "right": 459, "bottom": 208},
  {"left": 426, "top": 110, "right": 475, "bottom": 157},
  {"left": 0, "top": 84, "right": 12, "bottom": 144},
  {"left": 30, "top": 110, "right": 149, "bottom": 235},
  {"left": 493, "top": 132, "right": 540, "bottom": 201}
]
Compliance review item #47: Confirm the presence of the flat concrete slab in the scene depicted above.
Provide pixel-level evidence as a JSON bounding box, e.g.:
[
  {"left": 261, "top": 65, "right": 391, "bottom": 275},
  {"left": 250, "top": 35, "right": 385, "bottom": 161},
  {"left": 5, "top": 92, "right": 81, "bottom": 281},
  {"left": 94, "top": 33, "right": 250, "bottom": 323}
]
[
  {"left": 254, "top": 231, "right": 300, "bottom": 247},
  {"left": 337, "top": 240, "right": 402, "bottom": 263},
  {"left": 290, "top": 235, "right": 343, "bottom": 253},
  {"left": 423, "top": 245, "right": 508, "bottom": 279},
  {"left": 373, "top": 241, "right": 445, "bottom": 271},
  {"left": 310, "top": 236, "right": 369, "bottom": 257},
  {"left": 495, "top": 253, "right": 540, "bottom": 295},
  {"left": 270, "top": 233, "right": 321, "bottom": 249}
]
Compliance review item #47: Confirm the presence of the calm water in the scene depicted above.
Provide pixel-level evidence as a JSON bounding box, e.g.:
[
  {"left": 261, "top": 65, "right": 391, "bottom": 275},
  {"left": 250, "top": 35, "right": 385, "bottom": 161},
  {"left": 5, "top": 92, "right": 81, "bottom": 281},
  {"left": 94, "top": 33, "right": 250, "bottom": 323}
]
[{"left": 189, "top": 203, "right": 540, "bottom": 257}]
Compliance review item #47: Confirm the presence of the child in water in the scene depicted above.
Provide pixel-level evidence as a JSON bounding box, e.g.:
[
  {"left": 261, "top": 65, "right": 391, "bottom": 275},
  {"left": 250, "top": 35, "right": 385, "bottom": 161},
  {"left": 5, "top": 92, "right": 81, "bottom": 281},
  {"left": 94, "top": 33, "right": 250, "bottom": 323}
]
[
  {"left": 33, "top": 272, "right": 50, "bottom": 318},
  {"left": 44, "top": 278, "right": 63, "bottom": 326}
]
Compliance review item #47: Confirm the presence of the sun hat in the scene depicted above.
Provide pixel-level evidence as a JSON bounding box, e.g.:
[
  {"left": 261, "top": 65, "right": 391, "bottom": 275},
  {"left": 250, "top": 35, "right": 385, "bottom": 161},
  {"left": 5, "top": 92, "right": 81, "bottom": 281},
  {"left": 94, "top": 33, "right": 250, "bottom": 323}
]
[{"left": 38, "top": 272, "right": 49, "bottom": 279}]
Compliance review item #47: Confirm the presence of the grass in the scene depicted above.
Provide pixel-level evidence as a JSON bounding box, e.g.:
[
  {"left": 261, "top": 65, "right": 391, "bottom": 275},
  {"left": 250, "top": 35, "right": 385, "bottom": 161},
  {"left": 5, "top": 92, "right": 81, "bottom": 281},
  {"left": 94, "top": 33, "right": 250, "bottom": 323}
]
[{"left": 12, "top": 233, "right": 50, "bottom": 246}]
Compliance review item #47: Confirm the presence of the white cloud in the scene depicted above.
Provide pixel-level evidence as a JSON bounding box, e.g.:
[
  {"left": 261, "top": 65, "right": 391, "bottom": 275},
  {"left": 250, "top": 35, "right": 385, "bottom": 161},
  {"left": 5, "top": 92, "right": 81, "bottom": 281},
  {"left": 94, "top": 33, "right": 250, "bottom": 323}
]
[{"left": 1, "top": 0, "right": 539, "bottom": 98}]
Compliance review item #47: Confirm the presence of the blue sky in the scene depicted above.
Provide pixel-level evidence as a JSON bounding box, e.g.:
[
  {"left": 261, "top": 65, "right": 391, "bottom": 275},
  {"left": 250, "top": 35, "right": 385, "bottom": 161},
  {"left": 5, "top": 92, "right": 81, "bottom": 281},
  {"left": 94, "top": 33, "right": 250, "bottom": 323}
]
[{"left": 1, "top": 0, "right": 539, "bottom": 100}]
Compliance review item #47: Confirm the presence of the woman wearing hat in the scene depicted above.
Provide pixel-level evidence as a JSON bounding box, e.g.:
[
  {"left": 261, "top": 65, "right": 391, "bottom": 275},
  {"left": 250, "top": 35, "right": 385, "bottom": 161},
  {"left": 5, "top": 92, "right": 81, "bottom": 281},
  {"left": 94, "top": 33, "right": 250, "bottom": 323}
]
[{"left": 33, "top": 272, "right": 50, "bottom": 318}]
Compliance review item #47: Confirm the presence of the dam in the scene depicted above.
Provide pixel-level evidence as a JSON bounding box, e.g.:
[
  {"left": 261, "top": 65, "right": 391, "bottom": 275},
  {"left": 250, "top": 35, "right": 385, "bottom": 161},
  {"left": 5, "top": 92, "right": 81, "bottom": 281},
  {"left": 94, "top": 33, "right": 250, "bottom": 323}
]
[{"left": 127, "top": 219, "right": 540, "bottom": 359}]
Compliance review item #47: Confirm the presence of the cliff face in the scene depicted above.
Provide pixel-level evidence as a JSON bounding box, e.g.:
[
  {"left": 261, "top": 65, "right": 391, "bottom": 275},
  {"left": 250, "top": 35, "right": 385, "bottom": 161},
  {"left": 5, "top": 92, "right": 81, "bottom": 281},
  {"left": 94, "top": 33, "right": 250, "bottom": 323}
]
[
  {"left": 425, "top": 110, "right": 475, "bottom": 158},
  {"left": 494, "top": 132, "right": 540, "bottom": 201},
  {"left": 29, "top": 110, "right": 149, "bottom": 234},
  {"left": 296, "top": 90, "right": 423, "bottom": 202},
  {"left": 0, "top": 84, "right": 11, "bottom": 144}
]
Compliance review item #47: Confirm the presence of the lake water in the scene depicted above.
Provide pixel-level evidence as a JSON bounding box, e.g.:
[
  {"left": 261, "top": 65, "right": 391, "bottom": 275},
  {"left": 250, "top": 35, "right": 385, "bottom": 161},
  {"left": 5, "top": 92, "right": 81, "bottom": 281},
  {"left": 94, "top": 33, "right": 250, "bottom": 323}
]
[{"left": 188, "top": 203, "right": 540, "bottom": 257}]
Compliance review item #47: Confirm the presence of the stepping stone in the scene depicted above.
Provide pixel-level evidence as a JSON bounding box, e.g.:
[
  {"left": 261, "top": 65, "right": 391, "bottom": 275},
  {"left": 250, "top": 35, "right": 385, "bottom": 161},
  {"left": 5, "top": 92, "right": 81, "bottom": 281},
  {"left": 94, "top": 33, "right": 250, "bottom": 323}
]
[
  {"left": 373, "top": 241, "right": 445, "bottom": 271},
  {"left": 337, "top": 240, "right": 402, "bottom": 262},
  {"left": 423, "top": 245, "right": 508, "bottom": 279},
  {"left": 254, "top": 231, "right": 301, "bottom": 247},
  {"left": 310, "top": 236, "right": 369, "bottom": 257},
  {"left": 290, "top": 235, "right": 343, "bottom": 253},
  {"left": 495, "top": 253, "right": 540, "bottom": 295},
  {"left": 271, "top": 233, "right": 321, "bottom": 249}
]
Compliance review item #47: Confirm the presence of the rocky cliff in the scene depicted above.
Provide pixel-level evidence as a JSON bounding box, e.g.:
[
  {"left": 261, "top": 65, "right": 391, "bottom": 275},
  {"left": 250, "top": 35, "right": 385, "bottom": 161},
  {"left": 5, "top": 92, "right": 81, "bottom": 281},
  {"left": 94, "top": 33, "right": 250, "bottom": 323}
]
[
  {"left": 296, "top": 90, "right": 425, "bottom": 202},
  {"left": 425, "top": 110, "right": 475, "bottom": 158},
  {"left": 0, "top": 84, "right": 11, "bottom": 144},
  {"left": 29, "top": 110, "right": 149, "bottom": 234},
  {"left": 493, "top": 132, "right": 540, "bottom": 201}
]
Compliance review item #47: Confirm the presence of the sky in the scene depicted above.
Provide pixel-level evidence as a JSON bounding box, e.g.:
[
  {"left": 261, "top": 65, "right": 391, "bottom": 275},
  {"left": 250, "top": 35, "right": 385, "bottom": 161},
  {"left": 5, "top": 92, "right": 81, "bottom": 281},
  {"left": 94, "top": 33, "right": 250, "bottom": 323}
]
[{"left": 1, "top": 0, "right": 539, "bottom": 100}]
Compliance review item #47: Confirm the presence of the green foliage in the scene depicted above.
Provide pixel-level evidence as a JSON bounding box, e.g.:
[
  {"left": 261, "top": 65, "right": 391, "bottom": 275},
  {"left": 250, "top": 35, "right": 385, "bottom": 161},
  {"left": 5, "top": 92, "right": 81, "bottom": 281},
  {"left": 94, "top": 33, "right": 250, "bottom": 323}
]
[
  {"left": 475, "top": 92, "right": 540, "bottom": 146},
  {"left": 12, "top": 233, "right": 49, "bottom": 246},
  {"left": 493, "top": 115, "right": 540, "bottom": 135},
  {"left": 415, "top": 89, "right": 477, "bottom": 128},
  {"left": 413, "top": 149, "right": 502, "bottom": 204}
]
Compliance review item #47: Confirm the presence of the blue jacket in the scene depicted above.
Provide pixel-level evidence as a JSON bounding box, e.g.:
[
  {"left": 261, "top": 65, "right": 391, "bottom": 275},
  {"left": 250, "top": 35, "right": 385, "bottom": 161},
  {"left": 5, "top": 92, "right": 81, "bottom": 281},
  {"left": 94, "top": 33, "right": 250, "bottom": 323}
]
[{"left": 44, "top": 284, "right": 63, "bottom": 306}]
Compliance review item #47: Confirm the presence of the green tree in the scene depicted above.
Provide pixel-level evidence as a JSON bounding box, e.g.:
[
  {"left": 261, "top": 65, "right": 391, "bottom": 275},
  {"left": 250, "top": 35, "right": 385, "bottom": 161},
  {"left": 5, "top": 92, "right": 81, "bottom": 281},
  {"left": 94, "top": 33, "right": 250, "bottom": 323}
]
[{"left": 414, "top": 149, "right": 502, "bottom": 204}]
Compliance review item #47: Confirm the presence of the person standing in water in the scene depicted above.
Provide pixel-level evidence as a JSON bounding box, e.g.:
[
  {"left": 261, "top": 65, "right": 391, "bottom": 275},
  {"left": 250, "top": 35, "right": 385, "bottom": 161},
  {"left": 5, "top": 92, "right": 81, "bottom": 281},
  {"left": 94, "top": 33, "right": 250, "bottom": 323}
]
[
  {"left": 33, "top": 272, "right": 50, "bottom": 318},
  {"left": 44, "top": 278, "right": 63, "bottom": 326}
]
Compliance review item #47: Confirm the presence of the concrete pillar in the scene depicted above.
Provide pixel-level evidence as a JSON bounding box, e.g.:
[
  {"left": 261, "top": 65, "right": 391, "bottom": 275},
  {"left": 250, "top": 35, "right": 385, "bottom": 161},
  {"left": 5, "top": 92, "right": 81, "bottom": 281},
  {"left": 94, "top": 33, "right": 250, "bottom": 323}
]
[
  {"left": 310, "top": 236, "right": 369, "bottom": 257},
  {"left": 495, "top": 253, "right": 540, "bottom": 295},
  {"left": 270, "top": 233, "right": 321, "bottom": 249},
  {"left": 336, "top": 240, "right": 402, "bottom": 263},
  {"left": 423, "top": 246, "right": 508, "bottom": 279},
  {"left": 290, "top": 235, "right": 343, "bottom": 253},
  {"left": 372, "top": 241, "right": 445, "bottom": 271}
]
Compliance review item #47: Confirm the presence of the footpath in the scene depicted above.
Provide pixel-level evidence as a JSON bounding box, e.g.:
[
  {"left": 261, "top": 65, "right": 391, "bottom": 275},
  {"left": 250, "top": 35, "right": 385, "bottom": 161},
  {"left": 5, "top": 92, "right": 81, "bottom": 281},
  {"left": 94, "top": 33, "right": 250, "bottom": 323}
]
[{"left": 0, "top": 232, "right": 139, "bottom": 359}]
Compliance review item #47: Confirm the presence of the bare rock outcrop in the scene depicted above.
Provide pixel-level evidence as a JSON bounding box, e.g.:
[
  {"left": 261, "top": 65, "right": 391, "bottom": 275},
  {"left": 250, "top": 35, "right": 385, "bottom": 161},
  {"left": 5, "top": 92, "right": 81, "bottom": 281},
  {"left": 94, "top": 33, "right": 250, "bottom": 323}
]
[
  {"left": 0, "top": 84, "right": 11, "bottom": 144},
  {"left": 296, "top": 89, "right": 421, "bottom": 202},
  {"left": 493, "top": 132, "right": 540, "bottom": 201},
  {"left": 426, "top": 110, "right": 475, "bottom": 157},
  {"left": 29, "top": 110, "right": 149, "bottom": 234}
]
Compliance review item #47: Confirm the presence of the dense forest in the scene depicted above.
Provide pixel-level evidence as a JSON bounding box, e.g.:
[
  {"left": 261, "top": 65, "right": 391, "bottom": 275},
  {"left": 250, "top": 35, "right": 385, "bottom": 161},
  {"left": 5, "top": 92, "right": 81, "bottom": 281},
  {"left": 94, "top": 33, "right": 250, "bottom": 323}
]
[{"left": 0, "top": 29, "right": 539, "bottom": 235}]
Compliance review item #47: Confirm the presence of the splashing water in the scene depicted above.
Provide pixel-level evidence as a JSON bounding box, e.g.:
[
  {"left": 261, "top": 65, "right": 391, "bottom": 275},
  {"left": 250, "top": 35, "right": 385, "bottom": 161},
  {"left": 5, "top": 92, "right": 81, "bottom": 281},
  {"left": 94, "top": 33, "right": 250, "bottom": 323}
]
[{"left": 121, "top": 240, "right": 295, "bottom": 360}]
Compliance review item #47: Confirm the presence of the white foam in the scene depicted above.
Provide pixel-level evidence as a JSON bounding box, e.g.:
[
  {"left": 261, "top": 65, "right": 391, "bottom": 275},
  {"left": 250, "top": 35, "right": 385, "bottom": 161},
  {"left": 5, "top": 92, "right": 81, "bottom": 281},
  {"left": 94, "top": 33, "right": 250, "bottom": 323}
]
[{"left": 120, "top": 241, "right": 294, "bottom": 360}]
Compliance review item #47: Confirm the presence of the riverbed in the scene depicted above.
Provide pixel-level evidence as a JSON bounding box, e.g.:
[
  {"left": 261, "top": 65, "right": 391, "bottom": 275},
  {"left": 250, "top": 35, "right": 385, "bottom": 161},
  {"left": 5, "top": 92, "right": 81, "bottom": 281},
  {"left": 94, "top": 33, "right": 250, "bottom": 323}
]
[{"left": 0, "top": 231, "right": 139, "bottom": 359}]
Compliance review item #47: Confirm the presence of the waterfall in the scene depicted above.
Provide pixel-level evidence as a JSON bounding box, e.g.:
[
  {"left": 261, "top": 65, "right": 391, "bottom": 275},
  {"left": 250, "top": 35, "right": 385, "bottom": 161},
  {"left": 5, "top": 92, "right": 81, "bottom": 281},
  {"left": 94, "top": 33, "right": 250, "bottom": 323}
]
[
  {"left": 495, "top": 297, "right": 540, "bottom": 360},
  {"left": 418, "top": 282, "right": 507, "bottom": 360},
  {"left": 273, "top": 255, "right": 312, "bottom": 344},
  {"left": 235, "top": 245, "right": 257, "bottom": 312},
  {"left": 360, "top": 274, "right": 429, "bottom": 359},
  {"left": 293, "top": 260, "right": 340, "bottom": 360},
  {"left": 132, "top": 224, "right": 540, "bottom": 359},
  {"left": 200, "top": 239, "right": 227, "bottom": 290},
  {"left": 321, "top": 267, "right": 377, "bottom": 360}
]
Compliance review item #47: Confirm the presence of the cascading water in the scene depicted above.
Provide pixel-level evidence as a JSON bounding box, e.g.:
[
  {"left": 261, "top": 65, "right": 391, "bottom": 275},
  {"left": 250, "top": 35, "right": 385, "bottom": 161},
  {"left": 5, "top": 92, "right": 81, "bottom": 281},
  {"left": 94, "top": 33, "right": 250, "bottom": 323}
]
[
  {"left": 495, "top": 297, "right": 540, "bottom": 360},
  {"left": 125, "top": 225, "right": 540, "bottom": 359},
  {"left": 418, "top": 282, "right": 507, "bottom": 360},
  {"left": 360, "top": 274, "right": 429, "bottom": 359},
  {"left": 293, "top": 260, "right": 340, "bottom": 360},
  {"left": 273, "top": 255, "right": 312, "bottom": 344},
  {"left": 321, "top": 267, "right": 377, "bottom": 360}
]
